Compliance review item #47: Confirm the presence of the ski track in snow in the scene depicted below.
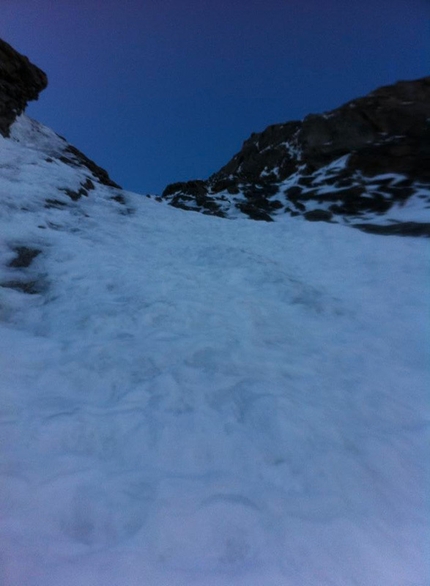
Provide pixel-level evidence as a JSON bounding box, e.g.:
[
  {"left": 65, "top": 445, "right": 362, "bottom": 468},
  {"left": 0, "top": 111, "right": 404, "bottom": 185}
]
[{"left": 0, "top": 116, "right": 429, "bottom": 585}]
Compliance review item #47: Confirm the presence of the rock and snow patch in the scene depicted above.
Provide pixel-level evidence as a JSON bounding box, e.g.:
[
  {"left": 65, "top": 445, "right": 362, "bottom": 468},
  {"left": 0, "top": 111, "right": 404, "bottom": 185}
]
[{"left": 159, "top": 76, "right": 430, "bottom": 233}]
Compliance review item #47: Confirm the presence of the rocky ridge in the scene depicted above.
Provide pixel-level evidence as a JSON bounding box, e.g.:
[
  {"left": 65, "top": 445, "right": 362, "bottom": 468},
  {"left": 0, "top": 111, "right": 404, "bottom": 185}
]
[
  {"left": 160, "top": 77, "right": 430, "bottom": 236},
  {"left": 0, "top": 38, "right": 120, "bottom": 189}
]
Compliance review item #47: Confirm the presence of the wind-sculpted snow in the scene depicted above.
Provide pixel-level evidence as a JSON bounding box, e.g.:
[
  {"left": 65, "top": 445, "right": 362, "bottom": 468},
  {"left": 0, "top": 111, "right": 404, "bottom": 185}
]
[{"left": 0, "top": 116, "right": 429, "bottom": 585}]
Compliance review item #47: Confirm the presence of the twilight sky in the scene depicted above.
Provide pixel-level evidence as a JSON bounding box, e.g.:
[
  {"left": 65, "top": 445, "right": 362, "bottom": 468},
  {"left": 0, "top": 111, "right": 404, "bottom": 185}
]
[{"left": 2, "top": 0, "right": 429, "bottom": 194}]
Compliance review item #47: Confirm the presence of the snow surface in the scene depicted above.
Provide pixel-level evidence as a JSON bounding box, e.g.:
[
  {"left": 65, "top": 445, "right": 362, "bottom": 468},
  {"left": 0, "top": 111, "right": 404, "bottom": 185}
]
[{"left": 0, "top": 115, "right": 429, "bottom": 585}]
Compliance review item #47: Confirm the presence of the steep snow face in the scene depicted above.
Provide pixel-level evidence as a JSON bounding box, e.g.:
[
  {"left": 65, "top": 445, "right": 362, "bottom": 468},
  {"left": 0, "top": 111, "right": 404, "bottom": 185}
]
[{"left": 0, "top": 115, "right": 429, "bottom": 586}]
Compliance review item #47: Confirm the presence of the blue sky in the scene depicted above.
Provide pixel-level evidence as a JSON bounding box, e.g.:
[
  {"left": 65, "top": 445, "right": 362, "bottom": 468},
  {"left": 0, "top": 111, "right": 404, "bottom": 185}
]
[{"left": 2, "top": 0, "right": 429, "bottom": 193}]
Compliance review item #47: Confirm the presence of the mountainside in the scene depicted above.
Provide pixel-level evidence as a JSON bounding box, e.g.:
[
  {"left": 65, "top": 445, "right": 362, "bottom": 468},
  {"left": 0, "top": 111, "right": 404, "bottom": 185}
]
[
  {"left": 0, "top": 40, "right": 429, "bottom": 586},
  {"left": 161, "top": 76, "right": 430, "bottom": 236}
]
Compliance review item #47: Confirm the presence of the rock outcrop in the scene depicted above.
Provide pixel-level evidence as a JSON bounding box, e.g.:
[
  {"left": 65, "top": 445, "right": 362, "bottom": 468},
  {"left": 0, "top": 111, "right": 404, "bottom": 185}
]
[
  {"left": 0, "top": 37, "right": 121, "bottom": 189},
  {"left": 160, "top": 76, "right": 430, "bottom": 235},
  {"left": 0, "top": 38, "right": 48, "bottom": 137}
]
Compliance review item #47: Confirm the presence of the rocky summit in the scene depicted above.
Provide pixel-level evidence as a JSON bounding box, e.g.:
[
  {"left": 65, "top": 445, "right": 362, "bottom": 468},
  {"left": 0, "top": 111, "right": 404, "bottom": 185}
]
[{"left": 161, "top": 77, "right": 430, "bottom": 236}]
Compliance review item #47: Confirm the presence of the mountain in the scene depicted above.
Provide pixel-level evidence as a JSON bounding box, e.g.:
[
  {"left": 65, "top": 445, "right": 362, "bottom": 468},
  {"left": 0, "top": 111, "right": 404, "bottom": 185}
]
[
  {"left": 0, "top": 38, "right": 47, "bottom": 137},
  {"left": 160, "top": 76, "right": 430, "bottom": 236},
  {"left": 0, "top": 40, "right": 429, "bottom": 586}
]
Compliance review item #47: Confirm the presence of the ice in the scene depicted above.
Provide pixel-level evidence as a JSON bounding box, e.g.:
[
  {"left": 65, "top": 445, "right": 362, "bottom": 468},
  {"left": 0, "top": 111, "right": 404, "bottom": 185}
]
[{"left": 0, "top": 115, "right": 429, "bottom": 585}]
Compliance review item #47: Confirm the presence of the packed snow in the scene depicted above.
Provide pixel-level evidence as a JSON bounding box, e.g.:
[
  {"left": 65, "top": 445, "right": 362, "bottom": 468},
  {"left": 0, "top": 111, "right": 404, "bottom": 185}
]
[{"left": 0, "top": 115, "right": 429, "bottom": 586}]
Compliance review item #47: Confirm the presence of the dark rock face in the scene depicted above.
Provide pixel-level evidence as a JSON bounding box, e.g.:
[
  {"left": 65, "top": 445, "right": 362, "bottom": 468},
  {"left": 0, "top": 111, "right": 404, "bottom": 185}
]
[
  {"left": 0, "top": 38, "right": 48, "bottom": 137},
  {"left": 298, "top": 78, "right": 430, "bottom": 162},
  {"left": 216, "top": 121, "right": 301, "bottom": 183},
  {"left": 160, "top": 76, "right": 430, "bottom": 235}
]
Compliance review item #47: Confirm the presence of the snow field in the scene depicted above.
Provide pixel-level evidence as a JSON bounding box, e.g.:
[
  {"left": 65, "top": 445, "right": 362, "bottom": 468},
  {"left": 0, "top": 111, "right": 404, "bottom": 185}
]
[{"left": 0, "top": 116, "right": 429, "bottom": 585}]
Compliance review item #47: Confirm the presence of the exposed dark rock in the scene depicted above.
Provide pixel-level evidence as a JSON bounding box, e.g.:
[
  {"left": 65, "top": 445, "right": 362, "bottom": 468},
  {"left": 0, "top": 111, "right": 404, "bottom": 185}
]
[
  {"left": 210, "top": 177, "right": 240, "bottom": 194},
  {"left": 45, "top": 199, "right": 68, "bottom": 209},
  {"left": 3, "top": 243, "right": 45, "bottom": 293},
  {"left": 285, "top": 186, "right": 302, "bottom": 199},
  {"left": 61, "top": 186, "right": 88, "bottom": 201},
  {"left": 56, "top": 176, "right": 105, "bottom": 202},
  {"left": 241, "top": 191, "right": 282, "bottom": 216},
  {"left": 328, "top": 186, "right": 384, "bottom": 216},
  {"left": 111, "top": 194, "right": 127, "bottom": 205},
  {"left": 0, "top": 279, "right": 43, "bottom": 294},
  {"left": 243, "top": 183, "right": 279, "bottom": 200},
  {"left": 303, "top": 210, "right": 333, "bottom": 222},
  {"left": 82, "top": 178, "right": 95, "bottom": 191},
  {"left": 162, "top": 179, "right": 228, "bottom": 217},
  {"left": 214, "top": 121, "right": 301, "bottom": 183},
  {"left": 162, "top": 180, "right": 207, "bottom": 198},
  {"left": 347, "top": 135, "right": 430, "bottom": 181},
  {"left": 291, "top": 201, "right": 306, "bottom": 212},
  {"left": 297, "top": 177, "right": 314, "bottom": 188},
  {"left": 169, "top": 198, "right": 194, "bottom": 212},
  {"left": 0, "top": 38, "right": 47, "bottom": 137},
  {"left": 353, "top": 222, "right": 430, "bottom": 238},
  {"left": 292, "top": 189, "right": 319, "bottom": 201},
  {"left": 60, "top": 145, "right": 121, "bottom": 189},
  {"left": 236, "top": 202, "right": 273, "bottom": 222},
  {"left": 386, "top": 186, "right": 415, "bottom": 201},
  {"left": 8, "top": 246, "right": 41, "bottom": 268},
  {"left": 299, "top": 77, "right": 430, "bottom": 165}
]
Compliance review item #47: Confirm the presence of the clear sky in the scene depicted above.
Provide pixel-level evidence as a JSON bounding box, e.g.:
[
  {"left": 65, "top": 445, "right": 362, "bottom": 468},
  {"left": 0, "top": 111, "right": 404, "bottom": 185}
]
[{"left": 2, "top": 0, "right": 429, "bottom": 194}]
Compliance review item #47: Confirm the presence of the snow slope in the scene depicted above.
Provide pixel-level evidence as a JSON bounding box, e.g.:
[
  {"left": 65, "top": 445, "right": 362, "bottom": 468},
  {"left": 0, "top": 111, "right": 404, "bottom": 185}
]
[{"left": 0, "top": 115, "right": 429, "bottom": 586}]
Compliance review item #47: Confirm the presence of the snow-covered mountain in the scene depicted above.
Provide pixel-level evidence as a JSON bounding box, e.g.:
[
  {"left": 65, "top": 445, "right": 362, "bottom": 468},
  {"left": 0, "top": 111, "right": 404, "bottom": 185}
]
[
  {"left": 160, "top": 76, "right": 430, "bottom": 236},
  {"left": 0, "top": 39, "right": 429, "bottom": 586}
]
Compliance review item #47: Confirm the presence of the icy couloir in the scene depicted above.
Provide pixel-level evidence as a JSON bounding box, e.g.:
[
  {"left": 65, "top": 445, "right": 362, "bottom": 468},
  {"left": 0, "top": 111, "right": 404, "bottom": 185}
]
[{"left": 0, "top": 113, "right": 429, "bottom": 586}]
